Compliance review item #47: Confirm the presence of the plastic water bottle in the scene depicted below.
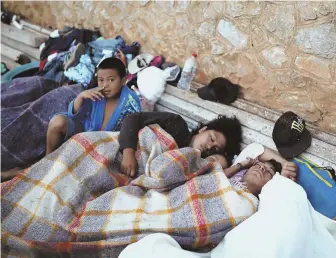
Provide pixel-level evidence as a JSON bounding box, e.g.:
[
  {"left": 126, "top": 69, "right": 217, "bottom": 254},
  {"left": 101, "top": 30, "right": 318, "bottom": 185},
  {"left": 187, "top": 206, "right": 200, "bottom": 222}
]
[{"left": 177, "top": 52, "right": 197, "bottom": 91}]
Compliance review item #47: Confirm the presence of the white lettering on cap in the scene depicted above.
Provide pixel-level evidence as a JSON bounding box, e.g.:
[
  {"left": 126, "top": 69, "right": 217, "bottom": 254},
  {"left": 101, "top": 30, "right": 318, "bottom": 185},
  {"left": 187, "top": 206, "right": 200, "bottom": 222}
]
[{"left": 291, "top": 118, "right": 304, "bottom": 133}]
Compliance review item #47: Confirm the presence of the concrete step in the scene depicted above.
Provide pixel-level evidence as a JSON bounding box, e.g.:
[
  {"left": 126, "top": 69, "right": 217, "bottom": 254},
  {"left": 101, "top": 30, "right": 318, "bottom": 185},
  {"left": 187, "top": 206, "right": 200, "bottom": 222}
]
[
  {"left": 157, "top": 85, "right": 336, "bottom": 169},
  {"left": 1, "top": 43, "right": 31, "bottom": 64},
  {"left": 1, "top": 23, "right": 47, "bottom": 48},
  {"left": 1, "top": 36, "right": 40, "bottom": 61},
  {"left": 190, "top": 82, "right": 335, "bottom": 144},
  {"left": 169, "top": 85, "right": 336, "bottom": 146},
  {"left": 20, "top": 19, "right": 52, "bottom": 36}
]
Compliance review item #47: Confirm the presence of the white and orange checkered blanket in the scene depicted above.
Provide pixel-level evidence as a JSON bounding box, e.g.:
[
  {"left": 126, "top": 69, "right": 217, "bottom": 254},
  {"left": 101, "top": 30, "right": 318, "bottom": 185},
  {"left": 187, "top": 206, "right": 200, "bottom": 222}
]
[{"left": 1, "top": 125, "right": 258, "bottom": 257}]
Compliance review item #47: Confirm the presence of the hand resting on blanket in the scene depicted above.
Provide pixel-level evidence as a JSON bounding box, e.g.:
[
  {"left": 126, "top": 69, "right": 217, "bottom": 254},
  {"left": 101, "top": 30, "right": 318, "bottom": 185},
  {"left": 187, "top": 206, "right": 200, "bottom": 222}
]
[{"left": 121, "top": 148, "right": 138, "bottom": 177}]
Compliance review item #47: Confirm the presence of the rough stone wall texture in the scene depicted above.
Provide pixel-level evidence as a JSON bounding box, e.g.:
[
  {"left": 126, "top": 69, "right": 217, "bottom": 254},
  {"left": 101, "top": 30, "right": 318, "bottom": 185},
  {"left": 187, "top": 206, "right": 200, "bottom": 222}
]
[{"left": 4, "top": 1, "right": 336, "bottom": 133}]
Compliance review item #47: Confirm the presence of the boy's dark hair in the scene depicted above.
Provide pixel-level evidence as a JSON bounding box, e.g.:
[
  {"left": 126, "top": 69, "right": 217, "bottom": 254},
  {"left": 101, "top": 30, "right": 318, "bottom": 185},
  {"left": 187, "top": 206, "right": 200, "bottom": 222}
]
[
  {"left": 97, "top": 57, "right": 126, "bottom": 79},
  {"left": 193, "top": 115, "right": 242, "bottom": 157}
]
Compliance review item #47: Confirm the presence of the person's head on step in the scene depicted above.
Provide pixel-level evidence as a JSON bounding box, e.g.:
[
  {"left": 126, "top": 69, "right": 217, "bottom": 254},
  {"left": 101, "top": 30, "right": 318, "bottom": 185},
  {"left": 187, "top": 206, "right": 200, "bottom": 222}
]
[
  {"left": 242, "top": 159, "right": 282, "bottom": 196},
  {"left": 206, "top": 154, "right": 230, "bottom": 169},
  {"left": 190, "top": 115, "right": 242, "bottom": 158},
  {"left": 96, "top": 57, "right": 127, "bottom": 99}
]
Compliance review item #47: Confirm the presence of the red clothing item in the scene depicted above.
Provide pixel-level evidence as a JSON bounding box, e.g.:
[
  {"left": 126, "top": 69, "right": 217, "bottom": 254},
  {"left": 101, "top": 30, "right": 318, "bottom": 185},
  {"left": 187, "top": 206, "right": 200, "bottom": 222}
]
[{"left": 39, "top": 50, "right": 59, "bottom": 71}]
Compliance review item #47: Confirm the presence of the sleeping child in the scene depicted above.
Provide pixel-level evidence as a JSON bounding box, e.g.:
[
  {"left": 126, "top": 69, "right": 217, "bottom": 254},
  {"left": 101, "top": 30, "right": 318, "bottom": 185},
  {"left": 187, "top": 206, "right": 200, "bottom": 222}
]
[
  {"left": 46, "top": 54, "right": 141, "bottom": 154},
  {"left": 206, "top": 154, "right": 254, "bottom": 178}
]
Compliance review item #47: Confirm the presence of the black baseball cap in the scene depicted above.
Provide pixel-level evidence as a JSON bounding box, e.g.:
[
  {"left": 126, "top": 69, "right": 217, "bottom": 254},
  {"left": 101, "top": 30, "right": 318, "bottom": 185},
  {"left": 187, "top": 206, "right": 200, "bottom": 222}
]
[
  {"left": 272, "top": 111, "right": 312, "bottom": 159},
  {"left": 197, "top": 77, "right": 240, "bottom": 105}
]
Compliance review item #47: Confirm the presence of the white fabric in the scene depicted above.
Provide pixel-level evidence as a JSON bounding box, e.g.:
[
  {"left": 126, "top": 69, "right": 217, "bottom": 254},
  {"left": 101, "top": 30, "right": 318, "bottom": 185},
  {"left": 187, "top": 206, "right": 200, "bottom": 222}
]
[
  {"left": 49, "top": 29, "right": 60, "bottom": 38},
  {"left": 12, "top": 16, "right": 23, "bottom": 30},
  {"left": 47, "top": 52, "right": 58, "bottom": 62},
  {"left": 212, "top": 174, "right": 336, "bottom": 258},
  {"left": 233, "top": 142, "right": 264, "bottom": 165},
  {"left": 39, "top": 42, "right": 46, "bottom": 52},
  {"left": 102, "top": 49, "right": 113, "bottom": 56},
  {"left": 96, "top": 50, "right": 114, "bottom": 67},
  {"left": 119, "top": 233, "right": 210, "bottom": 258},
  {"left": 128, "top": 53, "right": 154, "bottom": 74},
  {"left": 119, "top": 174, "right": 336, "bottom": 258},
  {"left": 317, "top": 213, "right": 336, "bottom": 241},
  {"left": 137, "top": 66, "right": 168, "bottom": 104}
]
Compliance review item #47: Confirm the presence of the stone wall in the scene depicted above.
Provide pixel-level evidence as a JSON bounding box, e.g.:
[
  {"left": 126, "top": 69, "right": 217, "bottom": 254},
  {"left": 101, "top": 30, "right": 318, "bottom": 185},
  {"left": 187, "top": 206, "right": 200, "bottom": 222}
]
[{"left": 4, "top": 1, "right": 336, "bottom": 133}]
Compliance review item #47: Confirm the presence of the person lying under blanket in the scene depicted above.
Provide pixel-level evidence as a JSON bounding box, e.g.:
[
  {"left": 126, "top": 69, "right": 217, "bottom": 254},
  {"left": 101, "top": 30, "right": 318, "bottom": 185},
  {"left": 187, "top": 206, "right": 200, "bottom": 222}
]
[
  {"left": 46, "top": 53, "right": 141, "bottom": 155},
  {"left": 1, "top": 124, "right": 258, "bottom": 256},
  {"left": 118, "top": 112, "right": 243, "bottom": 177},
  {"left": 206, "top": 143, "right": 298, "bottom": 196}
]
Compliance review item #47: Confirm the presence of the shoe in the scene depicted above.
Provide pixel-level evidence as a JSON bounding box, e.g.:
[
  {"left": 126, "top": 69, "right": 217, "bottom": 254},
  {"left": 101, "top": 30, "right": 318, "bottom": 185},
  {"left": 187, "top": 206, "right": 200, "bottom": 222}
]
[
  {"left": 64, "top": 43, "right": 86, "bottom": 70},
  {"left": 18, "top": 55, "right": 31, "bottom": 65}
]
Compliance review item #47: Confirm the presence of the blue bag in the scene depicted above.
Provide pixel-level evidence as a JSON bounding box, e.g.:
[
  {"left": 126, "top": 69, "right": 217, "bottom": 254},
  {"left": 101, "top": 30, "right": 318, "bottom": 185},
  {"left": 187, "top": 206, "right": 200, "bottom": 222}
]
[{"left": 293, "top": 156, "right": 336, "bottom": 219}]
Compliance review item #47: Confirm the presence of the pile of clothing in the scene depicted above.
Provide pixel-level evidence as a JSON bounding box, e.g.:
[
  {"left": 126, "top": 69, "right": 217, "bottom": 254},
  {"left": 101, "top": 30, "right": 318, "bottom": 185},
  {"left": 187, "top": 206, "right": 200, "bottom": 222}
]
[
  {"left": 37, "top": 27, "right": 140, "bottom": 87},
  {"left": 37, "top": 27, "right": 183, "bottom": 110}
]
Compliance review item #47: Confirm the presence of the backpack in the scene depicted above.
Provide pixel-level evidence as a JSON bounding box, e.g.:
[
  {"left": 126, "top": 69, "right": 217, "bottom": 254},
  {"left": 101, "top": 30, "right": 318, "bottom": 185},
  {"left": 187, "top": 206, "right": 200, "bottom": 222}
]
[{"left": 293, "top": 156, "right": 336, "bottom": 219}]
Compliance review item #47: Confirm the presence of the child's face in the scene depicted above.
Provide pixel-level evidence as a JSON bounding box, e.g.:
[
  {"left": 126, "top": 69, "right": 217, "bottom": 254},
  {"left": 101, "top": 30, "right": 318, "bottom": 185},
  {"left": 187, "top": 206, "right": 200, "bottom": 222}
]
[
  {"left": 191, "top": 128, "right": 226, "bottom": 155},
  {"left": 206, "top": 154, "right": 229, "bottom": 169},
  {"left": 97, "top": 68, "right": 124, "bottom": 98}
]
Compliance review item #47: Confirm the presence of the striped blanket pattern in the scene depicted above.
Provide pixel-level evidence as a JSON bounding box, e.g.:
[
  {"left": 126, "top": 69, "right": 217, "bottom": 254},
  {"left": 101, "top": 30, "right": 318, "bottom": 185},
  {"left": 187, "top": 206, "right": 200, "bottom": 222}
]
[{"left": 1, "top": 125, "right": 258, "bottom": 257}]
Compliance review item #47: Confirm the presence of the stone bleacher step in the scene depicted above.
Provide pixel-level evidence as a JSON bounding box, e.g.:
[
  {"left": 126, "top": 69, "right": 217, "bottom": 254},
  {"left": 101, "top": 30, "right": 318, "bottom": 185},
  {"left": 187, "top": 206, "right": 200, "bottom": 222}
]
[
  {"left": 1, "top": 23, "right": 47, "bottom": 48},
  {"left": 1, "top": 43, "right": 32, "bottom": 64},
  {"left": 2, "top": 35, "right": 40, "bottom": 61},
  {"left": 158, "top": 85, "right": 336, "bottom": 169}
]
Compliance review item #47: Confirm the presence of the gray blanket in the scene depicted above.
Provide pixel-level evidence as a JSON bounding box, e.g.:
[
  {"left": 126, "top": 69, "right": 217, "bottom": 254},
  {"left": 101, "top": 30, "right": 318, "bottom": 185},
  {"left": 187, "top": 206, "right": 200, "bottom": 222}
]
[{"left": 1, "top": 125, "right": 258, "bottom": 257}]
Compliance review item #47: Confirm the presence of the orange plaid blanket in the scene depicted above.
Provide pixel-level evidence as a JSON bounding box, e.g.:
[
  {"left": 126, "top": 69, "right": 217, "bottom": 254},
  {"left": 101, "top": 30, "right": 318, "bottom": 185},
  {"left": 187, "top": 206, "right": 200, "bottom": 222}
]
[{"left": 1, "top": 125, "right": 258, "bottom": 257}]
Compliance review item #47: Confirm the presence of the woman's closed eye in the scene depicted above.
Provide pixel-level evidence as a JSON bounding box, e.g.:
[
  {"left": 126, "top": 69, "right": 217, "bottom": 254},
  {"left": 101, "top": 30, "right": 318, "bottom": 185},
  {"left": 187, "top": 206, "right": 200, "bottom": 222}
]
[
  {"left": 267, "top": 168, "right": 275, "bottom": 176},
  {"left": 211, "top": 133, "right": 217, "bottom": 143}
]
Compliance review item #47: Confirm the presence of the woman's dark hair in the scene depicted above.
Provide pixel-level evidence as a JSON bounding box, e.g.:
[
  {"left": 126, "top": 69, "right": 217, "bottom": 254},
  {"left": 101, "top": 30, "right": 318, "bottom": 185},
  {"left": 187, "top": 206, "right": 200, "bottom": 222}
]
[
  {"left": 97, "top": 57, "right": 126, "bottom": 78},
  {"left": 192, "top": 115, "right": 242, "bottom": 157}
]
